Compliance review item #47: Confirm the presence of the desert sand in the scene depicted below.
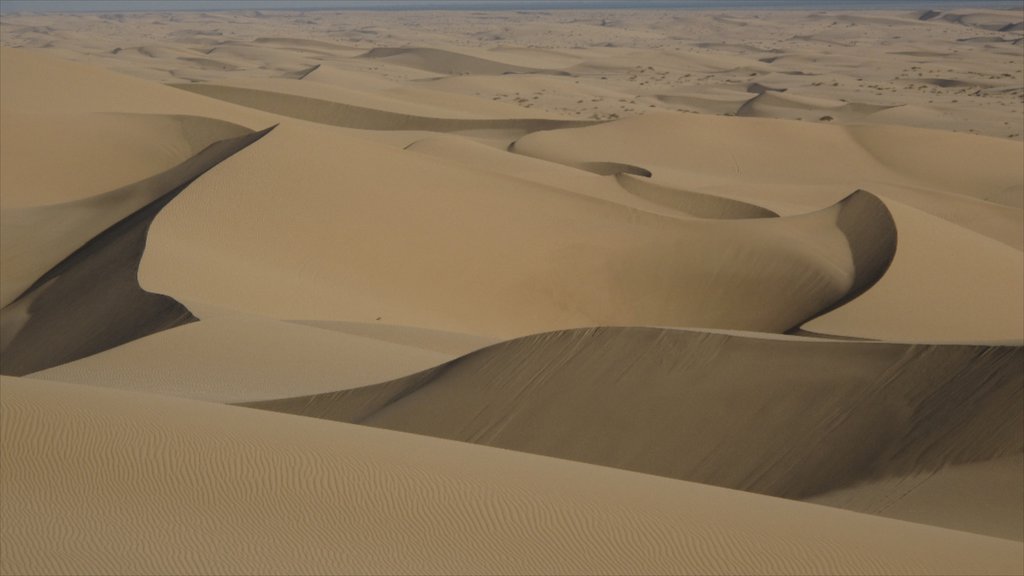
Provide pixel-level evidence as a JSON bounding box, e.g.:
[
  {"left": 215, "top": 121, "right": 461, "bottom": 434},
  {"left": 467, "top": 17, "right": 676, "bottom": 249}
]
[{"left": 1, "top": 5, "right": 1022, "bottom": 576}]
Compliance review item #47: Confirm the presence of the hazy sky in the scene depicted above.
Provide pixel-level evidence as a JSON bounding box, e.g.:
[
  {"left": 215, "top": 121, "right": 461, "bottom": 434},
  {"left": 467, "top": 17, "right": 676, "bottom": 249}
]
[
  {"left": 2, "top": 0, "right": 1020, "bottom": 11},
  {"left": 0, "top": 0, "right": 648, "bottom": 12},
  {"left": 3, "top": 1, "right": 383, "bottom": 11}
]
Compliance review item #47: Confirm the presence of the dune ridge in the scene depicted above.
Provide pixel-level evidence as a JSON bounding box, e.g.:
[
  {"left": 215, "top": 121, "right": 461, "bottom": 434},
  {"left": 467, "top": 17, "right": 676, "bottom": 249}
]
[
  {"left": 139, "top": 118, "right": 899, "bottom": 339},
  {"left": 0, "top": 126, "right": 274, "bottom": 376},
  {"left": 175, "top": 83, "right": 591, "bottom": 133},
  {"left": 613, "top": 173, "right": 780, "bottom": 219},
  {"left": 28, "top": 313, "right": 456, "bottom": 403},
  {"left": 244, "top": 327, "right": 1023, "bottom": 505}
]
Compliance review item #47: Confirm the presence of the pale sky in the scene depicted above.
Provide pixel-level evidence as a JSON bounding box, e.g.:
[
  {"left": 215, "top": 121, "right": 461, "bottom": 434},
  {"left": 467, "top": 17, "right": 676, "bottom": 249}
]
[
  {"left": 0, "top": 0, "right": 634, "bottom": 12},
  {"left": 1, "top": 0, "right": 1019, "bottom": 12}
]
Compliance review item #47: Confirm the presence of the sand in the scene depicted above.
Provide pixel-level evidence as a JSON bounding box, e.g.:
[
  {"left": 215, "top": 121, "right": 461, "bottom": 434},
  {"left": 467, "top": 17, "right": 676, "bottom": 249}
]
[
  {"left": 3, "top": 375, "right": 1023, "bottom": 576},
  {"left": 0, "top": 6, "right": 1021, "bottom": 575}
]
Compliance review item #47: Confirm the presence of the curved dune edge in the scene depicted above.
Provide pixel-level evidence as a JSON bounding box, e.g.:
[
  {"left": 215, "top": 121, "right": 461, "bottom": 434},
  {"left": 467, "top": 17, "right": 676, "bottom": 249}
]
[
  {"left": 801, "top": 196, "right": 1024, "bottom": 342},
  {"left": 809, "top": 453, "right": 1023, "bottom": 541},
  {"left": 359, "top": 46, "right": 572, "bottom": 76},
  {"left": 614, "top": 172, "right": 780, "bottom": 219},
  {"left": 0, "top": 113, "right": 255, "bottom": 309},
  {"left": 797, "top": 188, "right": 898, "bottom": 321},
  {"left": 736, "top": 90, "right": 895, "bottom": 123},
  {"left": 4, "top": 375, "right": 1022, "bottom": 576},
  {"left": 508, "top": 113, "right": 1022, "bottom": 240},
  {"left": 242, "top": 326, "right": 1023, "bottom": 507},
  {"left": 0, "top": 126, "right": 275, "bottom": 377},
  {"left": 174, "top": 83, "right": 591, "bottom": 133},
  {"left": 28, "top": 314, "right": 457, "bottom": 404},
  {"left": 404, "top": 134, "right": 711, "bottom": 221},
  {"left": 139, "top": 120, "right": 896, "bottom": 339}
]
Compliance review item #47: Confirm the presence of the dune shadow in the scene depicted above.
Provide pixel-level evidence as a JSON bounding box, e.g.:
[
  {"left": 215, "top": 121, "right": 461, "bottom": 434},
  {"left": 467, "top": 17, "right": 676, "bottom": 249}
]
[{"left": 0, "top": 126, "right": 275, "bottom": 376}]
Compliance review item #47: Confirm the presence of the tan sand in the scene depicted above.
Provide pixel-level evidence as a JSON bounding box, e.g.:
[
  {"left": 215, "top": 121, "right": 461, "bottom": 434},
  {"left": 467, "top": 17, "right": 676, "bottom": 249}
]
[
  {"left": 810, "top": 453, "right": 1024, "bottom": 541},
  {"left": 245, "top": 328, "right": 1022, "bottom": 507},
  {"left": 138, "top": 119, "right": 900, "bottom": 337},
  {"left": 3, "top": 375, "right": 1022, "bottom": 576},
  {"left": 1, "top": 6, "right": 1021, "bottom": 575},
  {"left": 30, "top": 313, "right": 455, "bottom": 403}
]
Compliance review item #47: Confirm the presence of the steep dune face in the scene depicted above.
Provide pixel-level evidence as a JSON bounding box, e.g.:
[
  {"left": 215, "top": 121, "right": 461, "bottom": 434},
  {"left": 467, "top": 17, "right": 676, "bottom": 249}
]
[
  {"left": 0, "top": 47, "right": 271, "bottom": 308},
  {"left": 0, "top": 127, "right": 274, "bottom": 376},
  {"left": 247, "top": 327, "right": 1023, "bottom": 502},
  {"left": 802, "top": 197, "right": 1024, "bottom": 342},
  {"left": 4, "top": 376, "right": 1022, "bottom": 576},
  {"left": 0, "top": 114, "right": 255, "bottom": 308}
]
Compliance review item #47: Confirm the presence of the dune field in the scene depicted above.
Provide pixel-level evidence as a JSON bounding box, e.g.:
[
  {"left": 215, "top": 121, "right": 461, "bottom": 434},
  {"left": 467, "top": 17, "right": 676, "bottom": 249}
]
[{"left": 1, "top": 5, "right": 1022, "bottom": 575}]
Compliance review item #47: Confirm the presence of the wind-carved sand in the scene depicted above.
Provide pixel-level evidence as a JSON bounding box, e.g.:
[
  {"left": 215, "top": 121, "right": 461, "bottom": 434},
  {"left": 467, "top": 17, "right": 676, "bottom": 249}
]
[{"left": 0, "top": 7, "right": 1022, "bottom": 576}]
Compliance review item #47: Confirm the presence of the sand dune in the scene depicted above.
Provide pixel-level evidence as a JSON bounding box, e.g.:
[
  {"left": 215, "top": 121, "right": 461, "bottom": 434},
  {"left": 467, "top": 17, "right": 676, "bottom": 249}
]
[
  {"left": 175, "top": 81, "right": 587, "bottom": 133},
  {"left": 1, "top": 7, "right": 1021, "bottom": 575},
  {"left": 613, "top": 173, "right": 780, "bottom": 219},
  {"left": 0, "top": 48, "right": 268, "bottom": 126},
  {"left": 0, "top": 114, "right": 254, "bottom": 309},
  {"left": 737, "top": 91, "right": 894, "bottom": 123},
  {"left": 4, "top": 375, "right": 1022, "bottom": 576},
  {"left": 802, "top": 197, "right": 1024, "bottom": 342},
  {"left": 139, "top": 118, "right": 898, "bottom": 338},
  {"left": 510, "top": 113, "right": 1023, "bottom": 216},
  {"left": 8, "top": 9, "right": 1019, "bottom": 137},
  {"left": 247, "top": 327, "right": 1022, "bottom": 504},
  {"left": 810, "top": 453, "right": 1023, "bottom": 541},
  {"left": 29, "top": 313, "right": 454, "bottom": 403},
  {"left": 0, "top": 127, "right": 272, "bottom": 376},
  {"left": 360, "top": 46, "right": 571, "bottom": 76},
  {"left": 510, "top": 114, "right": 1023, "bottom": 340},
  {"left": 405, "top": 134, "right": 774, "bottom": 219}
]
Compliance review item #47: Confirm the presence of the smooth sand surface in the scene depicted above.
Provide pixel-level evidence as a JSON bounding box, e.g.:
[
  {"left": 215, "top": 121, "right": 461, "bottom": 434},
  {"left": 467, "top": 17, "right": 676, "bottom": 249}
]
[
  {"left": 1, "top": 6, "right": 1021, "bottom": 575},
  {"left": 138, "top": 121, "right": 900, "bottom": 338},
  {"left": 31, "top": 313, "right": 455, "bottom": 403}
]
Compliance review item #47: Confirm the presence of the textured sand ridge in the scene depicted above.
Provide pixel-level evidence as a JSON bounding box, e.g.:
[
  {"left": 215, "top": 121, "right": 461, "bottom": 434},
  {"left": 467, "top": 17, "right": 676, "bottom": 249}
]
[
  {"left": 1, "top": 6, "right": 1022, "bottom": 575},
  {"left": 245, "top": 328, "right": 1022, "bottom": 506}
]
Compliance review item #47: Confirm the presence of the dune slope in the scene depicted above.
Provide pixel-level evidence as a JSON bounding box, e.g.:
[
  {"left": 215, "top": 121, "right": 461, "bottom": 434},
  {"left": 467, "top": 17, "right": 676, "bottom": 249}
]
[
  {"left": 4, "top": 375, "right": 1022, "bottom": 576},
  {"left": 140, "top": 120, "right": 897, "bottom": 338},
  {"left": 0, "top": 127, "right": 273, "bottom": 376},
  {"left": 247, "top": 327, "right": 1023, "bottom": 505}
]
